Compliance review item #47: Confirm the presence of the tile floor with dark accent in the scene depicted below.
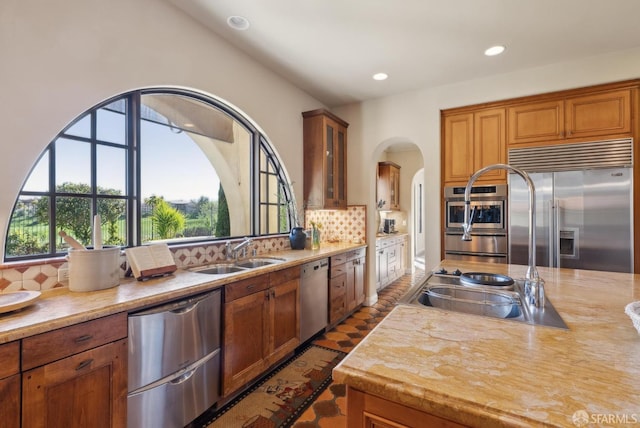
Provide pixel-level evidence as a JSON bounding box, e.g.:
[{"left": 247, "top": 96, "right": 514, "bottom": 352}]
[{"left": 291, "top": 268, "right": 426, "bottom": 427}]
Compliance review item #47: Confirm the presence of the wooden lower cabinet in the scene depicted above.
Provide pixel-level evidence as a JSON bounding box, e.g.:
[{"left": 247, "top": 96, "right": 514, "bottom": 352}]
[
  {"left": 223, "top": 267, "right": 300, "bottom": 397},
  {"left": 22, "top": 339, "right": 128, "bottom": 428},
  {"left": 0, "top": 340, "right": 20, "bottom": 428},
  {"left": 346, "top": 248, "right": 366, "bottom": 312},
  {"left": 19, "top": 313, "right": 128, "bottom": 428},
  {"left": 347, "top": 387, "right": 467, "bottom": 428}
]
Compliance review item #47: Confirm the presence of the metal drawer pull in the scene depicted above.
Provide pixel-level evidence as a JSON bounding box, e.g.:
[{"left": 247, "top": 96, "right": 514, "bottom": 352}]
[
  {"left": 76, "top": 359, "right": 93, "bottom": 371},
  {"left": 246, "top": 284, "right": 256, "bottom": 290},
  {"left": 74, "top": 334, "right": 93, "bottom": 343}
]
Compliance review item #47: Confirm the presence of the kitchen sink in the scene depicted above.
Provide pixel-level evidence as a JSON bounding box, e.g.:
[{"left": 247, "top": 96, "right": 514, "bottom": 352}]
[
  {"left": 400, "top": 272, "right": 568, "bottom": 329},
  {"left": 418, "top": 285, "right": 522, "bottom": 319},
  {"left": 192, "top": 264, "right": 246, "bottom": 275},
  {"left": 191, "top": 257, "right": 285, "bottom": 275},
  {"left": 235, "top": 257, "right": 284, "bottom": 268}
]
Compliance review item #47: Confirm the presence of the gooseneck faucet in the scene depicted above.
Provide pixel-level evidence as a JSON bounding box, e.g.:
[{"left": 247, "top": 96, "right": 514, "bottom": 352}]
[{"left": 462, "top": 163, "right": 545, "bottom": 307}]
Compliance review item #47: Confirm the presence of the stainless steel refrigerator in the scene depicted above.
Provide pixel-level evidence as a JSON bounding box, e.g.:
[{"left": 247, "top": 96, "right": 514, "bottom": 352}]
[{"left": 508, "top": 140, "right": 634, "bottom": 273}]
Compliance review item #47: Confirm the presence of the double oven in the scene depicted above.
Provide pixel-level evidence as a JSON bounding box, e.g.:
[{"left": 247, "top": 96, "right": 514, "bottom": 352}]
[{"left": 444, "top": 184, "right": 508, "bottom": 263}]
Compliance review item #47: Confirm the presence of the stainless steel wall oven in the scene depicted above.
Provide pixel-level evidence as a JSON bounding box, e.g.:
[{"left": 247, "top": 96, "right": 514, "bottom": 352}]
[{"left": 444, "top": 184, "right": 508, "bottom": 263}]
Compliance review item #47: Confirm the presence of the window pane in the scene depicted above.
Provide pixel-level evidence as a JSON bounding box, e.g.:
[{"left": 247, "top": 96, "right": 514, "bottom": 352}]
[
  {"left": 23, "top": 151, "right": 49, "bottom": 192},
  {"left": 98, "top": 197, "right": 127, "bottom": 246},
  {"left": 97, "top": 101, "right": 126, "bottom": 145},
  {"left": 97, "top": 145, "right": 126, "bottom": 194},
  {"left": 140, "top": 92, "right": 252, "bottom": 242},
  {"left": 55, "top": 138, "right": 91, "bottom": 192},
  {"left": 56, "top": 196, "right": 92, "bottom": 248},
  {"left": 65, "top": 115, "right": 91, "bottom": 139},
  {"left": 6, "top": 196, "right": 50, "bottom": 257}
]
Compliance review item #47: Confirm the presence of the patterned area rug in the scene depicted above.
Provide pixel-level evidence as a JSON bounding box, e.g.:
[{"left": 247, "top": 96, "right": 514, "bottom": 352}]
[{"left": 201, "top": 345, "right": 346, "bottom": 428}]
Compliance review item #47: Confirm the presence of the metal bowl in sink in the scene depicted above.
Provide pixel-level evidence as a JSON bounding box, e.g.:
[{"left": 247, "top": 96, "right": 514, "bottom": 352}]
[
  {"left": 417, "top": 285, "right": 522, "bottom": 319},
  {"left": 192, "top": 264, "right": 247, "bottom": 275},
  {"left": 460, "top": 272, "right": 515, "bottom": 290},
  {"left": 235, "top": 257, "right": 284, "bottom": 269}
]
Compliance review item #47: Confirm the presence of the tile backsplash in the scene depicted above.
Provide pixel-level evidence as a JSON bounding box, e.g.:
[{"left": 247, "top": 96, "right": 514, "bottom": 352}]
[{"left": 0, "top": 205, "right": 367, "bottom": 292}]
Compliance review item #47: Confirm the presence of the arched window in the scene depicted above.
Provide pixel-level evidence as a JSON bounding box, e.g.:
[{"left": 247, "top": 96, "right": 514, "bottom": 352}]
[{"left": 6, "top": 88, "right": 295, "bottom": 260}]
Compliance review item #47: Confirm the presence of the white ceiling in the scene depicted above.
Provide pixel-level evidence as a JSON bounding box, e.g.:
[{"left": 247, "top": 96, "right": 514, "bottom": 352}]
[{"left": 166, "top": 0, "right": 640, "bottom": 107}]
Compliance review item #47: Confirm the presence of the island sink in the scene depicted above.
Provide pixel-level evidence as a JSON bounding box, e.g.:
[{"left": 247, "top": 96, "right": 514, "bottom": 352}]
[{"left": 401, "top": 273, "right": 568, "bottom": 329}]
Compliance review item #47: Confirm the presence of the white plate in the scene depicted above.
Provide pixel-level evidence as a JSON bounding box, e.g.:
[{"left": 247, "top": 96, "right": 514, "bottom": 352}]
[{"left": 0, "top": 290, "right": 41, "bottom": 314}]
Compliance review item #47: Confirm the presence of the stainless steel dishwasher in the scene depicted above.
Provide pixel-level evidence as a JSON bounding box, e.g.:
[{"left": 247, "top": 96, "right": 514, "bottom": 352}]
[
  {"left": 127, "top": 289, "right": 221, "bottom": 428},
  {"left": 300, "top": 258, "right": 329, "bottom": 343}
]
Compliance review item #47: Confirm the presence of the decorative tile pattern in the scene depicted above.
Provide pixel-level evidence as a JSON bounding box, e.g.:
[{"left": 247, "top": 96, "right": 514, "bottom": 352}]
[{"left": 305, "top": 205, "right": 366, "bottom": 244}]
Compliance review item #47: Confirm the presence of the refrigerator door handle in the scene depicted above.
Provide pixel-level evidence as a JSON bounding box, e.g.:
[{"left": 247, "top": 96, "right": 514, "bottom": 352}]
[
  {"left": 547, "top": 200, "right": 556, "bottom": 267},
  {"left": 553, "top": 199, "right": 561, "bottom": 268}
]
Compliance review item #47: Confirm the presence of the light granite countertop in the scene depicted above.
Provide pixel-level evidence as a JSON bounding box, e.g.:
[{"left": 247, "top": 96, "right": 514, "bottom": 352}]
[
  {"left": 0, "top": 242, "right": 365, "bottom": 344},
  {"left": 333, "top": 259, "right": 640, "bottom": 427}
]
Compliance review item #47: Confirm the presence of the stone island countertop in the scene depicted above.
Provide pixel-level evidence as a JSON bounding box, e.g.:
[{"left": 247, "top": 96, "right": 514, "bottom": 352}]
[
  {"left": 0, "top": 242, "right": 365, "bottom": 344},
  {"left": 333, "top": 259, "right": 640, "bottom": 427}
]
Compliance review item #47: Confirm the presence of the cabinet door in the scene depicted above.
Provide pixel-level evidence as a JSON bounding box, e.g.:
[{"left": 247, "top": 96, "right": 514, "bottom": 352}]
[
  {"left": 474, "top": 108, "right": 506, "bottom": 182},
  {"left": 329, "top": 274, "right": 347, "bottom": 325},
  {"left": 22, "top": 339, "right": 127, "bottom": 428},
  {"left": 223, "top": 290, "right": 269, "bottom": 396},
  {"left": 443, "top": 113, "right": 474, "bottom": 184},
  {"left": 376, "top": 248, "right": 389, "bottom": 290},
  {"left": 508, "top": 100, "right": 564, "bottom": 146},
  {"left": 325, "top": 119, "right": 348, "bottom": 209},
  {"left": 269, "top": 278, "right": 300, "bottom": 364},
  {"left": 390, "top": 166, "right": 400, "bottom": 209},
  {"left": 354, "top": 257, "right": 366, "bottom": 307},
  {"left": 346, "top": 259, "right": 356, "bottom": 312},
  {"left": 0, "top": 374, "right": 20, "bottom": 428},
  {"left": 565, "top": 89, "right": 631, "bottom": 139}
]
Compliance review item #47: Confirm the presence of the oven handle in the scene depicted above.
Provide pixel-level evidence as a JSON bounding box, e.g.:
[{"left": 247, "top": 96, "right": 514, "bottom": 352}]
[{"left": 445, "top": 250, "right": 508, "bottom": 258}]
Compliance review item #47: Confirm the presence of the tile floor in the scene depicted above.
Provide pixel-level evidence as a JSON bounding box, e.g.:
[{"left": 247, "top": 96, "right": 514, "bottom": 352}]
[{"left": 291, "top": 268, "right": 426, "bottom": 427}]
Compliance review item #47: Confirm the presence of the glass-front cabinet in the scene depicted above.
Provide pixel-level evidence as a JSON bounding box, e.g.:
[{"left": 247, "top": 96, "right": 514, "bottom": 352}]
[{"left": 303, "top": 109, "right": 348, "bottom": 210}]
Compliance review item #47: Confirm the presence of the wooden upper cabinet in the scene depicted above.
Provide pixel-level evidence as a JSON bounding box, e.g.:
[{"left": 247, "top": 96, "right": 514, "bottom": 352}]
[
  {"left": 565, "top": 89, "right": 631, "bottom": 139},
  {"left": 303, "top": 109, "right": 349, "bottom": 210},
  {"left": 508, "top": 88, "right": 632, "bottom": 147},
  {"left": 474, "top": 108, "right": 507, "bottom": 182},
  {"left": 442, "top": 108, "right": 506, "bottom": 185},
  {"left": 443, "top": 112, "right": 474, "bottom": 185},
  {"left": 508, "top": 100, "right": 564, "bottom": 146},
  {"left": 377, "top": 161, "right": 401, "bottom": 210}
]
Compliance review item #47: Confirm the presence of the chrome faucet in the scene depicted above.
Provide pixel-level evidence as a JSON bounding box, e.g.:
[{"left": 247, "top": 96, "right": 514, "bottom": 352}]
[
  {"left": 231, "top": 237, "right": 254, "bottom": 260},
  {"left": 462, "top": 163, "right": 544, "bottom": 307}
]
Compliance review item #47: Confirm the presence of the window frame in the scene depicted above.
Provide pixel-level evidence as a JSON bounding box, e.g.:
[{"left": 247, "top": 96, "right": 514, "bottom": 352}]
[{"left": 5, "top": 88, "right": 295, "bottom": 261}]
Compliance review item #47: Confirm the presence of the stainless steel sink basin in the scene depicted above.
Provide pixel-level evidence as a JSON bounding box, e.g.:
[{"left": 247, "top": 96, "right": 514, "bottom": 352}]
[
  {"left": 193, "top": 264, "right": 246, "bottom": 275},
  {"left": 418, "top": 285, "right": 522, "bottom": 319},
  {"left": 191, "top": 257, "right": 285, "bottom": 275},
  {"left": 400, "top": 272, "right": 568, "bottom": 329},
  {"left": 235, "top": 257, "right": 284, "bottom": 268}
]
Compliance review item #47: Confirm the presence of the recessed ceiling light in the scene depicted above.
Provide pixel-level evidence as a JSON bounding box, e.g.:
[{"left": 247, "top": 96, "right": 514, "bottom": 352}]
[
  {"left": 484, "top": 45, "right": 506, "bottom": 56},
  {"left": 227, "top": 15, "right": 250, "bottom": 31},
  {"left": 373, "top": 72, "right": 388, "bottom": 81}
]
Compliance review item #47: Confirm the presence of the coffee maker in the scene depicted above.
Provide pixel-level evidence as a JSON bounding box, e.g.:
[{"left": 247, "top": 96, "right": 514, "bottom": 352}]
[{"left": 383, "top": 218, "right": 396, "bottom": 234}]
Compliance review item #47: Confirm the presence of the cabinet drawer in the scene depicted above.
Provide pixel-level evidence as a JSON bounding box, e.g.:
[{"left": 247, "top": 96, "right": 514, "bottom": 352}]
[
  {"left": 225, "top": 274, "right": 269, "bottom": 302},
  {"left": 330, "top": 276, "right": 346, "bottom": 296},
  {"left": 330, "top": 264, "right": 348, "bottom": 278},
  {"left": 270, "top": 266, "right": 300, "bottom": 286},
  {"left": 331, "top": 253, "right": 347, "bottom": 267},
  {"left": 0, "top": 341, "right": 19, "bottom": 379},
  {"left": 22, "top": 312, "right": 127, "bottom": 370},
  {"left": 347, "top": 248, "right": 366, "bottom": 261}
]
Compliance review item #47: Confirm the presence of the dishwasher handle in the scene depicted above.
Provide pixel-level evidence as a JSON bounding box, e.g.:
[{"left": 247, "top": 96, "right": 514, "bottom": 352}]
[{"left": 131, "top": 289, "right": 220, "bottom": 317}]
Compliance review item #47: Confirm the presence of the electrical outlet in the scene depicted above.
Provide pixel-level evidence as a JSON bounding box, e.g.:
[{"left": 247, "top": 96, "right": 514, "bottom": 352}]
[{"left": 58, "top": 268, "right": 70, "bottom": 283}]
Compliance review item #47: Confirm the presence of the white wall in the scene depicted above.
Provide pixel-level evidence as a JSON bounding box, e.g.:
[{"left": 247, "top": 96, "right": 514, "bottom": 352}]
[
  {"left": 0, "top": 0, "right": 324, "bottom": 252},
  {"left": 335, "top": 47, "right": 640, "bottom": 299}
]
